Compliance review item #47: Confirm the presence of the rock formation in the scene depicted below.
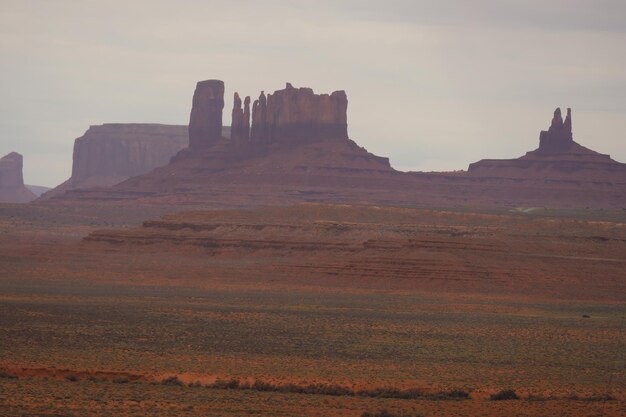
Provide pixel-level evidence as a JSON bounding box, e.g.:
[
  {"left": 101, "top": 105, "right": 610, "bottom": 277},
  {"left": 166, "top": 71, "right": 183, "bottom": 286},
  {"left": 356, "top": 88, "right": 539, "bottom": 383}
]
[
  {"left": 243, "top": 96, "right": 251, "bottom": 142},
  {"left": 230, "top": 92, "right": 251, "bottom": 145},
  {"left": 250, "top": 83, "right": 348, "bottom": 143},
  {"left": 537, "top": 107, "right": 574, "bottom": 154},
  {"left": 44, "top": 82, "right": 626, "bottom": 209},
  {"left": 188, "top": 79, "right": 225, "bottom": 149},
  {"left": 0, "top": 152, "right": 37, "bottom": 203},
  {"left": 467, "top": 107, "right": 626, "bottom": 182},
  {"left": 43, "top": 124, "right": 190, "bottom": 198}
]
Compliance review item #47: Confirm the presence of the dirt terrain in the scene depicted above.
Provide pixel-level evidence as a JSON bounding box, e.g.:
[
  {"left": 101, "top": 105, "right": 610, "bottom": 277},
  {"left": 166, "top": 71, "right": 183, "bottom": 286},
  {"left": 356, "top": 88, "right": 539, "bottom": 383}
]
[{"left": 0, "top": 203, "right": 624, "bottom": 416}]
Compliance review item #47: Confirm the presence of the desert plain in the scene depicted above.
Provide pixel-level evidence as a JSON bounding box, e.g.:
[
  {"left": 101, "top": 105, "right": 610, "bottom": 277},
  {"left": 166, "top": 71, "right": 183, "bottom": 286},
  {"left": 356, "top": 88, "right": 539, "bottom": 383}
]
[{"left": 0, "top": 202, "right": 624, "bottom": 417}]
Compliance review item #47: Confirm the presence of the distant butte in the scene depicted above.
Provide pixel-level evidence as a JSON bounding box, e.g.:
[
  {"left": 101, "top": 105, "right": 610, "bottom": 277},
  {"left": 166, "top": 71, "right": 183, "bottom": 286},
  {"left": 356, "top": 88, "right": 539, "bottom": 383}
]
[
  {"left": 44, "top": 80, "right": 626, "bottom": 209},
  {"left": 0, "top": 152, "right": 37, "bottom": 203},
  {"left": 467, "top": 107, "right": 626, "bottom": 181}
]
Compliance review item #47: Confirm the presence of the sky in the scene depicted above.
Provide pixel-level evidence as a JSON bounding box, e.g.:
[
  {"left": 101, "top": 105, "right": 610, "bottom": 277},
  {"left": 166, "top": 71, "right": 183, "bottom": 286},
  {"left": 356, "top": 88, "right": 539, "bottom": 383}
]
[{"left": 1, "top": 0, "right": 625, "bottom": 187}]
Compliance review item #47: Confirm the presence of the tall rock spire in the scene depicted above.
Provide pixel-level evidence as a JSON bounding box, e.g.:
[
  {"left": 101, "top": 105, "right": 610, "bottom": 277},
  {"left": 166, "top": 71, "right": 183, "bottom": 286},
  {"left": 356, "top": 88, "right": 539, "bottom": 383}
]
[
  {"left": 231, "top": 92, "right": 243, "bottom": 144},
  {"left": 188, "top": 79, "right": 225, "bottom": 149},
  {"left": 538, "top": 107, "right": 574, "bottom": 153},
  {"left": 243, "top": 96, "right": 251, "bottom": 142}
]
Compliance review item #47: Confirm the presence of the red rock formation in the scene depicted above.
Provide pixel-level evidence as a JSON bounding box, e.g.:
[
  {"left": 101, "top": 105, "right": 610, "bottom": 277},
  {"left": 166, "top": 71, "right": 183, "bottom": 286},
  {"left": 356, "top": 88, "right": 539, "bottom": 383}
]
[
  {"left": 230, "top": 93, "right": 251, "bottom": 145},
  {"left": 538, "top": 107, "right": 574, "bottom": 154},
  {"left": 243, "top": 96, "right": 251, "bottom": 142},
  {"left": 468, "top": 107, "right": 626, "bottom": 182},
  {"left": 44, "top": 84, "right": 626, "bottom": 209},
  {"left": 188, "top": 79, "right": 225, "bottom": 149},
  {"left": 42, "top": 124, "right": 192, "bottom": 198},
  {"left": 251, "top": 91, "right": 268, "bottom": 143},
  {"left": 230, "top": 92, "right": 243, "bottom": 145},
  {"left": 0, "top": 152, "right": 37, "bottom": 203},
  {"left": 251, "top": 83, "right": 348, "bottom": 143}
]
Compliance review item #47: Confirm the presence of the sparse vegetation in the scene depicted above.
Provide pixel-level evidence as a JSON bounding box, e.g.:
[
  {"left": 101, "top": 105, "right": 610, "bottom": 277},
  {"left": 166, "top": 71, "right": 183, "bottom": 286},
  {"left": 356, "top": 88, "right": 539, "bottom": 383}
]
[
  {"left": 160, "top": 376, "right": 184, "bottom": 386},
  {"left": 566, "top": 394, "right": 616, "bottom": 402},
  {"left": 361, "top": 410, "right": 424, "bottom": 417},
  {"left": 64, "top": 374, "right": 79, "bottom": 382},
  {"left": 490, "top": 389, "right": 519, "bottom": 400},
  {"left": 112, "top": 377, "right": 130, "bottom": 384},
  {"left": 0, "top": 371, "right": 18, "bottom": 379}
]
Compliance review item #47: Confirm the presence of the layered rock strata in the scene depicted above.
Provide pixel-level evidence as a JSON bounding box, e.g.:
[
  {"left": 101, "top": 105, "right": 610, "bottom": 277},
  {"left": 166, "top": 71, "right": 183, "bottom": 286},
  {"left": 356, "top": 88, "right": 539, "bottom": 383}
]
[{"left": 0, "top": 152, "right": 37, "bottom": 203}]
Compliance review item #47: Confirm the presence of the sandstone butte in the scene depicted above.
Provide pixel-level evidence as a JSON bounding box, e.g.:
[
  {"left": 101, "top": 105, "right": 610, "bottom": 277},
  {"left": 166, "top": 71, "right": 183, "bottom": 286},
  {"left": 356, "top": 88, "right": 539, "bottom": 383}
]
[
  {"left": 43, "top": 80, "right": 626, "bottom": 208},
  {"left": 0, "top": 152, "right": 37, "bottom": 203}
]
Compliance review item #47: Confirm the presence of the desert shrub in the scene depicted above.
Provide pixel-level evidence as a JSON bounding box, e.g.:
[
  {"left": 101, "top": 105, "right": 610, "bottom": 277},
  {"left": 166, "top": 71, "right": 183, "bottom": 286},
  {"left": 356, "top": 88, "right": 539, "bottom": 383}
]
[
  {"left": 490, "top": 389, "right": 519, "bottom": 401},
  {"left": 112, "top": 377, "right": 129, "bottom": 384},
  {"left": 0, "top": 371, "right": 18, "bottom": 379},
  {"left": 65, "top": 375, "right": 79, "bottom": 382},
  {"left": 252, "top": 380, "right": 275, "bottom": 392},
  {"left": 361, "top": 410, "right": 423, "bottom": 417},
  {"left": 567, "top": 394, "right": 616, "bottom": 402},
  {"left": 161, "top": 376, "right": 184, "bottom": 386},
  {"left": 277, "top": 383, "right": 305, "bottom": 394},
  {"left": 303, "top": 383, "right": 353, "bottom": 396},
  {"left": 433, "top": 389, "right": 469, "bottom": 400},
  {"left": 188, "top": 381, "right": 202, "bottom": 388},
  {"left": 211, "top": 378, "right": 240, "bottom": 389}
]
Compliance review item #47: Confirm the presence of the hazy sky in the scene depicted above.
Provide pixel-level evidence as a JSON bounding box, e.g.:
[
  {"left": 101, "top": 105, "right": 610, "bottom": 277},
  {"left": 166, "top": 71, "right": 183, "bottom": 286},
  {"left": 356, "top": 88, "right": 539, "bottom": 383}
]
[{"left": 1, "top": 0, "right": 625, "bottom": 187}]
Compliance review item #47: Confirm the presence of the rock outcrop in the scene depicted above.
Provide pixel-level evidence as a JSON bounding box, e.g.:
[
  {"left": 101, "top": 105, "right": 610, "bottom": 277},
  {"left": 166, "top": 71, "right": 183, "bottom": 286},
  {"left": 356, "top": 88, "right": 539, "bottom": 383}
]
[
  {"left": 0, "top": 152, "right": 37, "bottom": 203},
  {"left": 188, "top": 80, "right": 225, "bottom": 149},
  {"left": 45, "top": 83, "right": 626, "bottom": 209},
  {"left": 230, "top": 92, "right": 252, "bottom": 145},
  {"left": 250, "top": 83, "right": 348, "bottom": 143},
  {"left": 467, "top": 107, "right": 626, "bottom": 181},
  {"left": 43, "top": 124, "right": 190, "bottom": 197},
  {"left": 538, "top": 107, "right": 573, "bottom": 154}
]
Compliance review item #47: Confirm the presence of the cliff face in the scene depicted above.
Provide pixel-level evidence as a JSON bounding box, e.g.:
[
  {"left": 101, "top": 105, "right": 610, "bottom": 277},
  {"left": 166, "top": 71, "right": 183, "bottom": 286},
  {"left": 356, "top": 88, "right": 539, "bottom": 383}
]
[
  {"left": 0, "top": 152, "right": 37, "bottom": 203},
  {"left": 43, "top": 124, "right": 200, "bottom": 198},
  {"left": 250, "top": 83, "right": 348, "bottom": 143}
]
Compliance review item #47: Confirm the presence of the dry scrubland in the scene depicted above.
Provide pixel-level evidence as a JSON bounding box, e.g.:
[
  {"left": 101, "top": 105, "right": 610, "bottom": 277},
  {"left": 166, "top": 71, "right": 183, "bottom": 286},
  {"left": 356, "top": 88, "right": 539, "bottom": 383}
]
[{"left": 0, "top": 203, "right": 624, "bottom": 417}]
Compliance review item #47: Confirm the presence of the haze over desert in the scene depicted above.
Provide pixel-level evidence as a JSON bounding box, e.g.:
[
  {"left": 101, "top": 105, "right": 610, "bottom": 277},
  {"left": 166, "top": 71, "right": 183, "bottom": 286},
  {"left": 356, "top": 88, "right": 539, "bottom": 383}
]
[{"left": 1, "top": 2, "right": 625, "bottom": 417}]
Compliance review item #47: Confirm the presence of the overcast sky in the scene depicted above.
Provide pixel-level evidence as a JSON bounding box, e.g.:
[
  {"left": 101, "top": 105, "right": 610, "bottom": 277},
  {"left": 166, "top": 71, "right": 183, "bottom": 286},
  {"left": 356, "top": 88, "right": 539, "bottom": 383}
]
[{"left": 1, "top": 0, "right": 625, "bottom": 187}]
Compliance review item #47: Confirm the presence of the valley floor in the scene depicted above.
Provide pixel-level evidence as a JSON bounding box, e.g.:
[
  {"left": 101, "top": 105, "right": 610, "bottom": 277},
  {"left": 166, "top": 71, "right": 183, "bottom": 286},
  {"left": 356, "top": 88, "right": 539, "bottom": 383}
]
[{"left": 0, "top": 203, "right": 624, "bottom": 416}]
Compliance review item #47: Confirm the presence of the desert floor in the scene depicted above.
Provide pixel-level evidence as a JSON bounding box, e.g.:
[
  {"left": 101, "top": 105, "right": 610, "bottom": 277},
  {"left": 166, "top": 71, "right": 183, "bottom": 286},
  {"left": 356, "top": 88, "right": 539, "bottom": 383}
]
[{"left": 0, "top": 203, "right": 624, "bottom": 417}]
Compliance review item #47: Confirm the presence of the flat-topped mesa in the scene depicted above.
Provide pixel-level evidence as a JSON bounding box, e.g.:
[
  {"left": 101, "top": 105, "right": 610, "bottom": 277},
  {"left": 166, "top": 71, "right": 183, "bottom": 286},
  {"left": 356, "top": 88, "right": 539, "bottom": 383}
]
[
  {"left": 538, "top": 107, "right": 574, "bottom": 154},
  {"left": 251, "top": 83, "right": 348, "bottom": 143},
  {"left": 188, "top": 79, "right": 225, "bottom": 149}
]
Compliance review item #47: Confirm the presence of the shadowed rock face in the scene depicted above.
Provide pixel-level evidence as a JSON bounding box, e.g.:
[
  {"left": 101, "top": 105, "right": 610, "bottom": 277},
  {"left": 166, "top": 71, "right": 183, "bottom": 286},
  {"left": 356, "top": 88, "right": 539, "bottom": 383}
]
[
  {"left": 538, "top": 107, "right": 574, "bottom": 154},
  {"left": 250, "top": 83, "right": 348, "bottom": 143},
  {"left": 188, "top": 79, "right": 225, "bottom": 149},
  {"left": 0, "top": 152, "right": 36, "bottom": 203}
]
